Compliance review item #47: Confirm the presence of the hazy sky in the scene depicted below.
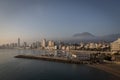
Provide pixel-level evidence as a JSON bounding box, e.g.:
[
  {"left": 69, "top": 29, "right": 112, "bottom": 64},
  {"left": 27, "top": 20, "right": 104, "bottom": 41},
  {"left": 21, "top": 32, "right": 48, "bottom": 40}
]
[{"left": 0, "top": 0, "right": 120, "bottom": 44}]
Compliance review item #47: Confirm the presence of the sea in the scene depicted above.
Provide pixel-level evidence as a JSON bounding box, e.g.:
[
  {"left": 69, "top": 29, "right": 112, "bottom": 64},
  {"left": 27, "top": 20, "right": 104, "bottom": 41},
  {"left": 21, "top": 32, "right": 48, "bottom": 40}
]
[{"left": 0, "top": 49, "right": 118, "bottom": 80}]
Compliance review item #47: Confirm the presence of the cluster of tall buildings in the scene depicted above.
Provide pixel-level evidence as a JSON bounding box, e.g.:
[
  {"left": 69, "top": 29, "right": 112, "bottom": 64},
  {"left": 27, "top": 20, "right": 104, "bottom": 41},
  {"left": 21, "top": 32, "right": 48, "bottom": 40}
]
[
  {"left": 0, "top": 38, "right": 120, "bottom": 53},
  {"left": 0, "top": 38, "right": 21, "bottom": 48},
  {"left": 29, "top": 39, "right": 55, "bottom": 49},
  {"left": 0, "top": 38, "right": 108, "bottom": 51}
]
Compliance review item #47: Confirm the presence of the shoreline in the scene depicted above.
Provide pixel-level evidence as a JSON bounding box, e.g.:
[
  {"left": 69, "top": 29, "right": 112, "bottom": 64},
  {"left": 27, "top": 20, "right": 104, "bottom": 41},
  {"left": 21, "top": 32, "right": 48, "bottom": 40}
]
[
  {"left": 15, "top": 54, "right": 120, "bottom": 79},
  {"left": 88, "top": 64, "right": 120, "bottom": 79}
]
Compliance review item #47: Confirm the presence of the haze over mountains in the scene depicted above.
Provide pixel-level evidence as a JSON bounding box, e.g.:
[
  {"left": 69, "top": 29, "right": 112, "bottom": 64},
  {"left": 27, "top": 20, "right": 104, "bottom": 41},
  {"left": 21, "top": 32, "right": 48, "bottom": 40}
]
[{"left": 70, "top": 32, "right": 120, "bottom": 42}]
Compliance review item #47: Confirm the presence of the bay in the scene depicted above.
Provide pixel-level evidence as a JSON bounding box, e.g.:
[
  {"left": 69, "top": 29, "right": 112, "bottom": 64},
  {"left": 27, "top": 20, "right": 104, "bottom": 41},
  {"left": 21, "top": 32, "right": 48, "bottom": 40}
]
[{"left": 0, "top": 49, "right": 117, "bottom": 80}]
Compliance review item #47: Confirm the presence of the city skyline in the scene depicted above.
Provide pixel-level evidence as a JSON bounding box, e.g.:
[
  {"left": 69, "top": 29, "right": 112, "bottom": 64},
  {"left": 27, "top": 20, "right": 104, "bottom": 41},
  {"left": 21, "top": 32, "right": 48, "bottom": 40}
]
[{"left": 0, "top": 0, "right": 120, "bottom": 44}]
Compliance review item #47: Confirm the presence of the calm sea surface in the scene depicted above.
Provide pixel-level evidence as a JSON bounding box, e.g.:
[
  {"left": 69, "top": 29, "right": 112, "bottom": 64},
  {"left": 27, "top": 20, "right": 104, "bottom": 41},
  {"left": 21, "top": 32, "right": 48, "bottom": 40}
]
[{"left": 0, "top": 49, "right": 117, "bottom": 80}]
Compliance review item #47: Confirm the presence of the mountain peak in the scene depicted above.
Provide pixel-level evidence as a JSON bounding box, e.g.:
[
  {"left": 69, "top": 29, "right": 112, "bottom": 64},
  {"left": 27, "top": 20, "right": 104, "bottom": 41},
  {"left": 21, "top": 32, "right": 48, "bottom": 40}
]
[{"left": 73, "top": 32, "right": 95, "bottom": 38}]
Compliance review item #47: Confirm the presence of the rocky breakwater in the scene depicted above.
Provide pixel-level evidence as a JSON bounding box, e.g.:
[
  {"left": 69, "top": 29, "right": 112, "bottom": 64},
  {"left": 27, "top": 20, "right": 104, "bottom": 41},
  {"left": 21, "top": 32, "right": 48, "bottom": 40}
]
[{"left": 15, "top": 55, "right": 91, "bottom": 64}]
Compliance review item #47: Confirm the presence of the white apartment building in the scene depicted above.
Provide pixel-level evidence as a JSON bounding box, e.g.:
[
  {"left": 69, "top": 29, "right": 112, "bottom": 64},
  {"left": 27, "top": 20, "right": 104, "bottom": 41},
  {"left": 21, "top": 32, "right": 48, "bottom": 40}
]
[
  {"left": 111, "top": 38, "right": 120, "bottom": 52},
  {"left": 41, "top": 39, "right": 46, "bottom": 48},
  {"left": 48, "top": 40, "right": 55, "bottom": 47},
  {"left": 89, "top": 43, "right": 96, "bottom": 49}
]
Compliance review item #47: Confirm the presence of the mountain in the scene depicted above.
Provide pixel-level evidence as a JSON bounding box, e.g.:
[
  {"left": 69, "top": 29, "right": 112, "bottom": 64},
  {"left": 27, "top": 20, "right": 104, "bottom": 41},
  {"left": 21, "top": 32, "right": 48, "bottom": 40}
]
[{"left": 73, "top": 32, "right": 95, "bottom": 38}]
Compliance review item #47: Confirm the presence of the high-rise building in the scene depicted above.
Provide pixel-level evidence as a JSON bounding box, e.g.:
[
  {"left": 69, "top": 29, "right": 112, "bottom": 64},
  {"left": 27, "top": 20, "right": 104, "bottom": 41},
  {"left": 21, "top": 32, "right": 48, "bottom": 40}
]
[
  {"left": 41, "top": 38, "right": 46, "bottom": 48},
  {"left": 111, "top": 38, "right": 120, "bottom": 52},
  {"left": 48, "top": 40, "right": 55, "bottom": 47},
  {"left": 36, "top": 41, "right": 40, "bottom": 48},
  {"left": 18, "top": 38, "right": 20, "bottom": 47},
  {"left": 23, "top": 42, "right": 27, "bottom": 48}
]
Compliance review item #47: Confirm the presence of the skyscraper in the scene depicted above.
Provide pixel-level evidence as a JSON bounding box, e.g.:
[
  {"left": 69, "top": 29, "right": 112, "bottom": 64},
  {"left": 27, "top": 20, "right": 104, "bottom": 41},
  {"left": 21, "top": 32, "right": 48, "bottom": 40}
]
[
  {"left": 18, "top": 38, "right": 20, "bottom": 47},
  {"left": 111, "top": 38, "right": 120, "bottom": 52},
  {"left": 41, "top": 38, "right": 46, "bottom": 48},
  {"left": 48, "top": 40, "right": 55, "bottom": 47}
]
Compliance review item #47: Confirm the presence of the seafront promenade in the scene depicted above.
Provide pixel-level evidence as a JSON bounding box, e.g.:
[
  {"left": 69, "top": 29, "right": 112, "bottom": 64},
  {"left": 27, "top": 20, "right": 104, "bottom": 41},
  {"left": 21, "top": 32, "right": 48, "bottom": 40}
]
[{"left": 69, "top": 50, "right": 111, "bottom": 54}]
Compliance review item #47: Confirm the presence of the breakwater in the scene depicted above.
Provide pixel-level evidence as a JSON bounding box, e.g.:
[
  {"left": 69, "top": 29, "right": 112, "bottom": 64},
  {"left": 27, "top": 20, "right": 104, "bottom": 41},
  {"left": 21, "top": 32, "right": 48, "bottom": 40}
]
[{"left": 15, "top": 55, "right": 91, "bottom": 64}]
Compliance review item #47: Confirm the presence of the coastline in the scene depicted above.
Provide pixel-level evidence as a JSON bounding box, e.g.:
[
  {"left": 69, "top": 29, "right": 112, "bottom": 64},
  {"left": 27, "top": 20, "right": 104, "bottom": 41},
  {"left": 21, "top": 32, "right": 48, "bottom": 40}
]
[
  {"left": 14, "top": 50, "right": 120, "bottom": 79},
  {"left": 88, "top": 64, "right": 120, "bottom": 79}
]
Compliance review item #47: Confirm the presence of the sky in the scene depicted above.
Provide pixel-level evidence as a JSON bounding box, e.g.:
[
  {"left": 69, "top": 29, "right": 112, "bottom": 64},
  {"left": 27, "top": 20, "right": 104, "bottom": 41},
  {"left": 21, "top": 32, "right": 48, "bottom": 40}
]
[{"left": 0, "top": 0, "right": 120, "bottom": 44}]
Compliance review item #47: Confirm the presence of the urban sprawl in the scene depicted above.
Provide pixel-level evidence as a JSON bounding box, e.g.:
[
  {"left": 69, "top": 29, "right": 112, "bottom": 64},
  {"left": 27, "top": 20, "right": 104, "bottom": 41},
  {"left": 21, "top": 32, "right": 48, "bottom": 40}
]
[{"left": 1, "top": 38, "right": 120, "bottom": 63}]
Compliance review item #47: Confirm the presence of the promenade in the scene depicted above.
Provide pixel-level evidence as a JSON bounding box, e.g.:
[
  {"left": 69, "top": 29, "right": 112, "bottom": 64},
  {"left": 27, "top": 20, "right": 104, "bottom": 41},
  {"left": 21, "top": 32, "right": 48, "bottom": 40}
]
[{"left": 69, "top": 50, "right": 111, "bottom": 54}]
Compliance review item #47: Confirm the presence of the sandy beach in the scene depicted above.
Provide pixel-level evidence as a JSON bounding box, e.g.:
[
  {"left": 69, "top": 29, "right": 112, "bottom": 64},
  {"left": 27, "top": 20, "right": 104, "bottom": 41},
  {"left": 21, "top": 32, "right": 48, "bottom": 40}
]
[{"left": 88, "top": 64, "right": 120, "bottom": 79}]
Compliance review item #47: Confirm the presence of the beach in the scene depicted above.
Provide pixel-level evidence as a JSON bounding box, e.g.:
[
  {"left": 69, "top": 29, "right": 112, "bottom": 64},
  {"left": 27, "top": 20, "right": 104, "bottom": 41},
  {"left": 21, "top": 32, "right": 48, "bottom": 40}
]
[{"left": 88, "top": 63, "right": 120, "bottom": 79}]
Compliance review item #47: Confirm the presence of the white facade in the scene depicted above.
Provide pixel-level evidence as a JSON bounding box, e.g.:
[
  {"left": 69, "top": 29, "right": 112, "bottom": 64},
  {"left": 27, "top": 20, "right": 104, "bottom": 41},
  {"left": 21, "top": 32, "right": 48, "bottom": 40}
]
[
  {"left": 72, "top": 54, "right": 77, "bottom": 58},
  {"left": 48, "top": 40, "right": 55, "bottom": 47},
  {"left": 41, "top": 39, "right": 46, "bottom": 48},
  {"left": 111, "top": 38, "right": 120, "bottom": 51},
  {"left": 89, "top": 43, "right": 96, "bottom": 49}
]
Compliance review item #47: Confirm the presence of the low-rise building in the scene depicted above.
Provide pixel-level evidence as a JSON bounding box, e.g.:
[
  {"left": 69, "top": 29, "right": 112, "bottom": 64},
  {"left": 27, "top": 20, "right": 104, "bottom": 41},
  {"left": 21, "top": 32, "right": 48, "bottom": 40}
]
[{"left": 76, "top": 53, "right": 91, "bottom": 60}]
